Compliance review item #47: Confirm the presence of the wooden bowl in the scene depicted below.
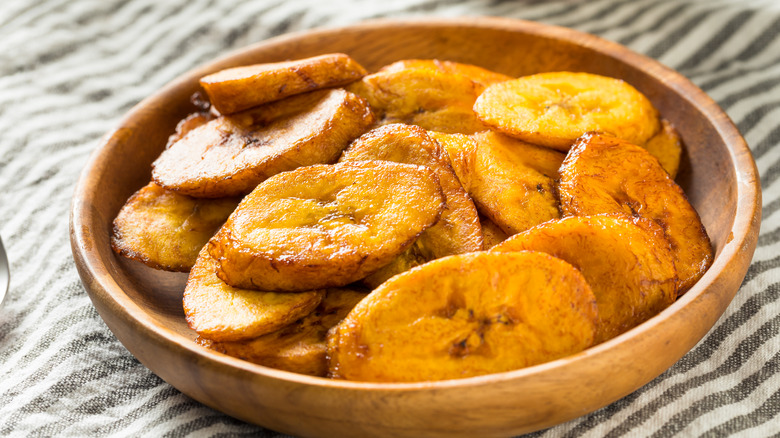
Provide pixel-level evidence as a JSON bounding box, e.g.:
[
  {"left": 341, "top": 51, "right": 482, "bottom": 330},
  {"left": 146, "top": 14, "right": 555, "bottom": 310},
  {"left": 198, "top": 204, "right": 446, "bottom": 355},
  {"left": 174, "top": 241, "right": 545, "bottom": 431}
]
[{"left": 70, "top": 17, "right": 761, "bottom": 437}]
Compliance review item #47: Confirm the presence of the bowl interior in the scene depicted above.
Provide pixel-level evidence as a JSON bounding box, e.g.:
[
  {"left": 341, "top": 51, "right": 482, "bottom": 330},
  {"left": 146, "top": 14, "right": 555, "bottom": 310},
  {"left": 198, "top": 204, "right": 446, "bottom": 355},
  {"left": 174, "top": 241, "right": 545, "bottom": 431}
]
[{"left": 71, "top": 18, "right": 760, "bottom": 437}]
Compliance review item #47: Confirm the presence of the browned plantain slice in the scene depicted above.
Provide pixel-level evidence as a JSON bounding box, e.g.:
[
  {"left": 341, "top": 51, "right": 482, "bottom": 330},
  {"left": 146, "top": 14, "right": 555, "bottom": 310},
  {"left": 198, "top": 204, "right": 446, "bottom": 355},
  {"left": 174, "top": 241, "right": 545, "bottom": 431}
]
[
  {"left": 327, "top": 251, "right": 598, "bottom": 382},
  {"left": 209, "top": 161, "right": 445, "bottom": 292},
  {"left": 558, "top": 133, "right": 713, "bottom": 294},
  {"left": 642, "top": 119, "right": 682, "bottom": 179},
  {"left": 198, "top": 287, "right": 367, "bottom": 376},
  {"left": 436, "top": 130, "right": 564, "bottom": 235},
  {"left": 111, "top": 182, "right": 240, "bottom": 272},
  {"left": 200, "top": 53, "right": 368, "bottom": 114},
  {"left": 347, "top": 65, "right": 489, "bottom": 134},
  {"left": 492, "top": 214, "right": 677, "bottom": 343},
  {"left": 184, "top": 247, "right": 325, "bottom": 342},
  {"left": 378, "top": 59, "right": 512, "bottom": 87},
  {"left": 474, "top": 72, "right": 660, "bottom": 151},
  {"left": 340, "top": 124, "right": 482, "bottom": 259},
  {"left": 152, "top": 88, "right": 375, "bottom": 198}
]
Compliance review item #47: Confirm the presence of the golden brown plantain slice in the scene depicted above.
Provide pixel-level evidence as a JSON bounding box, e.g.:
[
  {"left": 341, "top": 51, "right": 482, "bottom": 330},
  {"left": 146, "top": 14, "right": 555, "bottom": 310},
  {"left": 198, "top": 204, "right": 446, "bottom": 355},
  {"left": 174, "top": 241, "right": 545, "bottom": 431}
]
[
  {"left": 479, "top": 215, "right": 509, "bottom": 249},
  {"left": 340, "top": 124, "right": 482, "bottom": 259},
  {"left": 184, "top": 247, "right": 325, "bottom": 342},
  {"left": 327, "top": 251, "right": 598, "bottom": 382},
  {"left": 492, "top": 214, "right": 677, "bottom": 343},
  {"left": 474, "top": 72, "right": 660, "bottom": 151},
  {"left": 378, "top": 59, "right": 512, "bottom": 87},
  {"left": 209, "top": 161, "right": 445, "bottom": 292},
  {"left": 558, "top": 133, "right": 713, "bottom": 294},
  {"left": 152, "top": 88, "right": 375, "bottom": 198},
  {"left": 110, "top": 182, "right": 240, "bottom": 272},
  {"left": 200, "top": 53, "right": 367, "bottom": 114},
  {"left": 198, "top": 288, "right": 367, "bottom": 376},
  {"left": 435, "top": 130, "right": 564, "bottom": 235},
  {"left": 347, "top": 66, "right": 488, "bottom": 134},
  {"left": 642, "top": 119, "right": 683, "bottom": 179}
]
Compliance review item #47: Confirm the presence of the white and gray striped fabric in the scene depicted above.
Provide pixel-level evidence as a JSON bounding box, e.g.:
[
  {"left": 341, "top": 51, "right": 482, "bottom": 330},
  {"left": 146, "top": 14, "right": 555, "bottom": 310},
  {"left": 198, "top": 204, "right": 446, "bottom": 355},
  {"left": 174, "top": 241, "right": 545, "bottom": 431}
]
[{"left": 1, "top": 0, "right": 778, "bottom": 436}]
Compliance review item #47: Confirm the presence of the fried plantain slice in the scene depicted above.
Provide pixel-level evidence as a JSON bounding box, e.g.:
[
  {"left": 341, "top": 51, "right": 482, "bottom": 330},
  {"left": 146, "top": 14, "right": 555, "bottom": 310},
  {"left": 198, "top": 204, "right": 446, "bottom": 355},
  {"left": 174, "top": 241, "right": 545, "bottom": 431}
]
[
  {"left": 198, "top": 287, "right": 367, "bottom": 376},
  {"left": 492, "top": 214, "right": 677, "bottom": 343},
  {"left": 340, "top": 124, "right": 482, "bottom": 258},
  {"left": 474, "top": 72, "right": 660, "bottom": 151},
  {"left": 111, "top": 182, "right": 240, "bottom": 272},
  {"left": 436, "top": 130, "right": 564, "bottom": 235},
  {"left": 642, "top": 119, "right": 682, "bottom": 179},
  {"left": 347, "top": 66, "right": 489, "bottom": 134},
  {"left": 377, "top": 59, "right": 512, "bottom": 87},
  {"left": 184, "top": 247, "right": 325, "bottom": 342},
  {"left": 209, "top": 161, "right": 445, "bottom": 292},
  {"left": 200, "top": 53, "right": 368, "bottom": 114},
  {"left": 152, "top": 88, "right": 375, "bottom": 198},
  {"left": 327, "top": 251, "right": 598, "bottom": 382},
  {"left": 558, "top": 133, "right": 713, "bottom": 294}
]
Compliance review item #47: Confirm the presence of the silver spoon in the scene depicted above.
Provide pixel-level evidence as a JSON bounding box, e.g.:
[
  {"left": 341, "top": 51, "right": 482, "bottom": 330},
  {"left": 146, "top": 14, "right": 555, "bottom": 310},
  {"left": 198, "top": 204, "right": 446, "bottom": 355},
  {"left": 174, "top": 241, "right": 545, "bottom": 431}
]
[{"left": 0, "top": 237, "right": 8, "bottom": 308}]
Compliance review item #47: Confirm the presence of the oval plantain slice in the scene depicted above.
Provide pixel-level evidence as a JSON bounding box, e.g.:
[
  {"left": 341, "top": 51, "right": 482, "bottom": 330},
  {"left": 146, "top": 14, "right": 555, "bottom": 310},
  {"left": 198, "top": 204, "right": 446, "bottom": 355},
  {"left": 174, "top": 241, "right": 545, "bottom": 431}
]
[
  {"left": 377, "top": 59, "right": 512, "bottom": 87},
  {"left": 492, "top": 214, "right": 677, "bottom": 343},
  {"left": 209, "top": 161, "right": 445, "bottom": 292},
  {"left": 152, "top": 88, "right": 375, "bottom": 198},
  {"left": 327, "top": 251, "right": 598, "bottom": 382},
  {"left": 346, "top": 65, "right": 489, "bottom": 134},
  {"left": 340, "top": 124, "right": 483, "bottom": 259},
  {"left": 435, "top": 130, "right": 564, "bottom": 236},
  {"left": 474, "top": 72, "right": 660, "bottom": 151},
  {"left": 198, "top": 287, "right": 368, "bottom": 376},
  {"left": 558, "top": 132, "right": 713, "bottom": 294},
  {"left": 642, "top": 119, "right": 683, "bottom": 179},
  {"left": 200, "top": 53, "right": 368, "bottom": 115},
  {"left": 111, "top": 182, "right": 240, "bottom": 272},
  {"left": 184, "top": 247, "right": 325, "bottom": 342}
]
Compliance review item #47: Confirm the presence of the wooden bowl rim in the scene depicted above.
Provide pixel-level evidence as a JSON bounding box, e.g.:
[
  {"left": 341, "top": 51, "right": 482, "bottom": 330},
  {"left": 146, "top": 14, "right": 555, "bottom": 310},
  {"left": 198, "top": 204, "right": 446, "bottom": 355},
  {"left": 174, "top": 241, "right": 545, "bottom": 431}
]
[{"left": 70, "top": 16, "right": 761, "bottom": 394}]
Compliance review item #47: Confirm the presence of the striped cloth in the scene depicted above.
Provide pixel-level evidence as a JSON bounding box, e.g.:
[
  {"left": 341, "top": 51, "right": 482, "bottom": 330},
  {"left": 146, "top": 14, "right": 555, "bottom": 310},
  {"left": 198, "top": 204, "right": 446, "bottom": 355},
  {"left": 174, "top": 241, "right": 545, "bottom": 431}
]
[{"left": 1, "top": 0, "right": 778, "bottom": 436}]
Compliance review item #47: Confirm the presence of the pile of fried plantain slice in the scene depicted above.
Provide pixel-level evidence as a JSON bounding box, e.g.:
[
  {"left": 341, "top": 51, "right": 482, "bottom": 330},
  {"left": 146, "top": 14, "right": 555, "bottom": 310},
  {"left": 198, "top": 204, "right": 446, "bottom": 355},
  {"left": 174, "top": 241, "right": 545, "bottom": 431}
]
[{"left": 111, "top": 53, "right": 712, "bottom": 382}]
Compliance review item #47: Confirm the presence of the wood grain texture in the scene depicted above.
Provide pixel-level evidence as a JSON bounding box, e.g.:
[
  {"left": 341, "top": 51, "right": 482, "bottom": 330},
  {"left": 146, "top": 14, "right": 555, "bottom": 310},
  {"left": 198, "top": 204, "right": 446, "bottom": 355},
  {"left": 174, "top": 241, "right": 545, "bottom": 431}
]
[{"left": 69, "top": 17, "right": 761, "bottom": 437}]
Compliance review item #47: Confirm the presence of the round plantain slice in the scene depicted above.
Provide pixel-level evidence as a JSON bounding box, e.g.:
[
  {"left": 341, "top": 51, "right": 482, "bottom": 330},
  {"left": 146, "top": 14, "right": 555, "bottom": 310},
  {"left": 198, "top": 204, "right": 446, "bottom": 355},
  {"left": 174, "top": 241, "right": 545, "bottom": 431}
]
[
  {"left": 474, "top": 72, "right": 660, "bottom": 151},
  {"left": 340, "top": 124, "right": 483, "bottom": 259},
  {"left": 558, "top": 132, "right": 713, "bottom": 294},
  {"left": 184, "top": 247, "right": 325, "bottom": 342},
  {"left": 327, "top": 251, "right": 598, "bottom": 382},
  {"left": 198, "top": 287, "right": 368, "bottom": 376},
  {"left": 200, "top": 53, "right": 368, "bottom": 115},
  {"left": 435, "top": 130, "right": 564, "bottom": 236},
  {"left": 347, "top": 65, "right": 489, "bottom": 134},
  {"left": 152, "top": 88, "right": 375, "bottom": 198},
  {"left": 492, "top": 214, "right": 677, "bottom": 343},
  {"left": 642, "top": 119, "right": 683, "bottom": 179},
  {"left": 111, "top": 182, "right": 240, "bottom": 272},
  {"left": 377, "top": 59, "right": 512, "bottom": 87},
  {"left": 209, "top": 161, "right": 445, "bottom": 292}
]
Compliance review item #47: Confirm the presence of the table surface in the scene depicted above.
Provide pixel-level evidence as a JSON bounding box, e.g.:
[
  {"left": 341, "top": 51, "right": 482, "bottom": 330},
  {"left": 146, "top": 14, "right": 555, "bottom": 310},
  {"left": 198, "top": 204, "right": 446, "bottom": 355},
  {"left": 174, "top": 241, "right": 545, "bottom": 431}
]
[{"left": 1, "top": 0, "right": 779, "bottom": 436}]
